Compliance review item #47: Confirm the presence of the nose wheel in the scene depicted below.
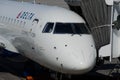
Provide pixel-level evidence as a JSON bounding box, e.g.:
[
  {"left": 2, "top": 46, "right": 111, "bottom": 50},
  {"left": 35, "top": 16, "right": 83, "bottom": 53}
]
[
  {"left": 50, "top": 72, "right": 72, "bottom": 80},
  {"left": 50, "top": 72, "right": 62, "bottom": 80},
  {"left": 96, "top": 55, "right": 105, "bottom": 67}
]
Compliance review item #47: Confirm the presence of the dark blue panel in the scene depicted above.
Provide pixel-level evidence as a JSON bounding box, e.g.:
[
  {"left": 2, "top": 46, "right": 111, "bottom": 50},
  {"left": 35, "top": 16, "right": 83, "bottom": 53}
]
[{"left": 0, "top": 48, "right": 19, "bottom": 57}]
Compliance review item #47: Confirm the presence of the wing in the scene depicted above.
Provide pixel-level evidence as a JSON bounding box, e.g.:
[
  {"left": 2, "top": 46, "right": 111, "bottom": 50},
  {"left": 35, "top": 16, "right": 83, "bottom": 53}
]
[
  {"left": 0, "top": 24, "right": 23, "bottom": 54},
  {"left": 0, "top": 23, "right": 35, "bottom": 56},
  {"left": 0, "top": 35, "right": 18, "bottom": 53}
]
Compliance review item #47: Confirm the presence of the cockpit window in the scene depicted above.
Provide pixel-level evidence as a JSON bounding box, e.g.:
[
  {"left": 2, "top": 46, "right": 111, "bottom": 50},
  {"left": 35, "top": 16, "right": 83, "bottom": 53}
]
[
  {"left": 54, "top": 23, "right": 73, "bottom": 34},
  {"left": 54, "top": 23, "right": 90, "bottom": 34},
  {"left": 42, "top": 23, "right": 54, "bottom": 33}
]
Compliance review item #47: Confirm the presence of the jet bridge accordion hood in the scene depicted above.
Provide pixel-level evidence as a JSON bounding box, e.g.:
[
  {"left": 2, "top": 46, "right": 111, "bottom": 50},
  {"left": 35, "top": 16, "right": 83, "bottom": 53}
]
[{"left": 65, "top": 0, "right": 112, "bottom": 50}]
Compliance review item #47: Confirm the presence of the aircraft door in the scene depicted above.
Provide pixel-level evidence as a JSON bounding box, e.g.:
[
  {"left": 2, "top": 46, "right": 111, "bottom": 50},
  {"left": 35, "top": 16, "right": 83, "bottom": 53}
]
[{"left": 30, "top": 18, "right": 39, "bottom": 37}]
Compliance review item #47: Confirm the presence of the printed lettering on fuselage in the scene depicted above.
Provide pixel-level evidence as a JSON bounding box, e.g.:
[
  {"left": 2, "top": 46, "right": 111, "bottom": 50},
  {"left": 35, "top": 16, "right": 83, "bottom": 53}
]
[{"left": 17, "top": 11, "right": 35, "bottom": 20}]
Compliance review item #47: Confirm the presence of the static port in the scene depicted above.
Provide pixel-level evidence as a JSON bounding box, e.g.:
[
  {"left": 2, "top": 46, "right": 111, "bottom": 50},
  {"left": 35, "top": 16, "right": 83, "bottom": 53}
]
[
  {"left": 65, "top": 45, "right": 67, "bottom": 47},
  {"left": 54, "top": 47, "right": 56, "bottom": 49}
]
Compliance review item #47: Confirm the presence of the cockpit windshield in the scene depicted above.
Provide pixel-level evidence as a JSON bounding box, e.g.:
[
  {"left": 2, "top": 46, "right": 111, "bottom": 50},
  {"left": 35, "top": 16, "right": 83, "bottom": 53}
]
[{"left": 53, "top": 23, "right": 90, "bottom": 34}]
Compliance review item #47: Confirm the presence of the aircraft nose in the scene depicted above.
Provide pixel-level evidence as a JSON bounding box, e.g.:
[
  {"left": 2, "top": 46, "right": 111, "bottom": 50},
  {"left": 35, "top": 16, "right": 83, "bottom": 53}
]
[
  {"left": 62, "top": 51, "right": 96, "bottom": 74},
  {"left": 75, "top": 54, "right": 96, "bottom": 73}
]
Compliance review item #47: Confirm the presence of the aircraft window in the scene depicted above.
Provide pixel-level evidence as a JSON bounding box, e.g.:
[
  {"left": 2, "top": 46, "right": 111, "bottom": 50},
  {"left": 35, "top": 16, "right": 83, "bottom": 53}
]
[
  {"left": 5, "top": 17, "right": 7, "bottom": 21},
  {"left": 8, "top": 18, "right": 10, "bottom": 22},
  {"left": 11, "top": 18, "right": 13, "bottom": 23},
  {"left": 0, "top": 16, "right": 2, "bottom": 21},
  {"left": 42, "top": 23, "right": 54, "bottom": 33},
  {"left": 54, "top": 23, "right": 90, "bottom": 34},
  {"left": 20, "top": 21, "right": 23, "bottom": 25},
  {"left": 24, "top": 22, "right": 26, "bottom": 25},
  {"left": 17, "top": 20, "right": 19, "bottom": 24},
  {"left": 2, "top": 16, "right": 5, "bottom": 22},
  {"left": 14, "top": 19, "right": 16, "bottom": 24}
]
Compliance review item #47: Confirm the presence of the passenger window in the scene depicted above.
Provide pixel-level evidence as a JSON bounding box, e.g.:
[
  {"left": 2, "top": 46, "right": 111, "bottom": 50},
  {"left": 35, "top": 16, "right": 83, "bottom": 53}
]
[
  {"left": 11, "top": 18, "right": 13, "bottom": 23},
  {"left": 8, "top": 18, "right": 10, "bottom": 22},
  {"left": 14, "top": 19, "right": 16, "bottom": 24},
  {"left": 17, "top": 20, "right": 19, "bottom": 24},
  {"left": 2, "top": 16, "right": 5, "bottom": 22},
  {"left": 5, "top": 17, "right": 7, "bottom": 21},
  {"left": 0, "top": 16, "right": 2, "bottom": 21},
  {"left": 42, "top": 23, "right": 54, "bottom": 33},
  {"left": 23, "top": 22, "right": 26, "bottom": 26}
]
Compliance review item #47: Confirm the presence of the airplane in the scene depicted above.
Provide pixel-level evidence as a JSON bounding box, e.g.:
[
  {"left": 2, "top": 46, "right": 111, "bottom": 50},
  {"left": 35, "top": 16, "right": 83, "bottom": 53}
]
[{"left": 0, "top": 0, "right": 97, "bottom": 74}]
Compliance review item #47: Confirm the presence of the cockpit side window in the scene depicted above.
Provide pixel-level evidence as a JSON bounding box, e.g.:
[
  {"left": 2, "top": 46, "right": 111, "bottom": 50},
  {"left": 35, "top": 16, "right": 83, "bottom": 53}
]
[{"left": 42, "top": 23, "right": 54, "bottom": 33}]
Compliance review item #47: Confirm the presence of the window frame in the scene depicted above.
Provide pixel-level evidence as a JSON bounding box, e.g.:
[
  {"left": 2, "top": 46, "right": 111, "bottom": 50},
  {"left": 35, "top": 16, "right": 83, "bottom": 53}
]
[{"left": 42, "top": 22, "right": 54, "bottom": 33}]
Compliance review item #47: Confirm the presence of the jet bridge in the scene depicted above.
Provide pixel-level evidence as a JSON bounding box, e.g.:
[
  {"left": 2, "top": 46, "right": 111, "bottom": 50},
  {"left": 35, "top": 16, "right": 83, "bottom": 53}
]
[{"left": 65, "top": 0, "right": 116, "bottom": 61}]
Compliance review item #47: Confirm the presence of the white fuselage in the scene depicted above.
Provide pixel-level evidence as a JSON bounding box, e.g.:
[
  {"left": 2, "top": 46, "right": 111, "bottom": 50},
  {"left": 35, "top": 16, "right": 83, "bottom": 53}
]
[{"left": 0, "top": 1, "right": 96, "bottom": 74}]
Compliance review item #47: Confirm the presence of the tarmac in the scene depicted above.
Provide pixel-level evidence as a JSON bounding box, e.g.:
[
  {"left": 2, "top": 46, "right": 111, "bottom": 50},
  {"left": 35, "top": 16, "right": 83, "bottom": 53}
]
[
  {"left": 0, "top": 73, "right": 25, "bottom": 80},
  {"left": 0, "top": 55, "right": 120, "bottom": 80}
]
